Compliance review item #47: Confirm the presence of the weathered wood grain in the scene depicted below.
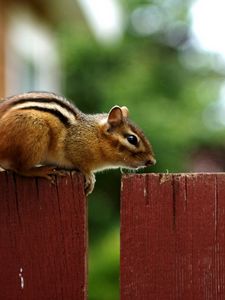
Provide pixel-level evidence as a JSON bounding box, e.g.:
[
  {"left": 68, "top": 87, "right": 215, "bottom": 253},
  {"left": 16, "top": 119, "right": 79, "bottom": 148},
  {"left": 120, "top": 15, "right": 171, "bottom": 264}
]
[
  {"left": 120, "top": 173, "right": 225, "bottom": 300},
  {"left": 0, "top": 171, "right": 87, "bottom": 300}
]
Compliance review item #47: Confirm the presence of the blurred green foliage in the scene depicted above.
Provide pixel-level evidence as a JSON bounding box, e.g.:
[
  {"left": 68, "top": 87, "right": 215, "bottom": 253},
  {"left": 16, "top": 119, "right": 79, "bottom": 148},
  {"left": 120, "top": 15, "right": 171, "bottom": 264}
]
[{"left": 58, "top": 0, "right": 225, "bottom": 299}]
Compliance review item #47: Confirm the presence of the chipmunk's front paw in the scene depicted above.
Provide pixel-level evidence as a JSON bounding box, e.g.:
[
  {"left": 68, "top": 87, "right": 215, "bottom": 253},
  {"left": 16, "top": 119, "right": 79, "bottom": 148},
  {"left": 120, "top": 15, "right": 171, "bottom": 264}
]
[{"left": 84, "top": 173, "right": 96, "bottom": 195}]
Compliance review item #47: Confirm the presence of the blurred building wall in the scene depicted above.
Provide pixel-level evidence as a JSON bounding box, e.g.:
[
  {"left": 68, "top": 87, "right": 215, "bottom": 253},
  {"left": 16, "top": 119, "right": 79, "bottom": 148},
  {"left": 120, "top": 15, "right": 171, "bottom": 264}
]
[
  {"left": 0, "top": 1, "right": 6, "bottom": 97},
  {"left": 0, "top": 0, "right": 65, "bottom": 98}
]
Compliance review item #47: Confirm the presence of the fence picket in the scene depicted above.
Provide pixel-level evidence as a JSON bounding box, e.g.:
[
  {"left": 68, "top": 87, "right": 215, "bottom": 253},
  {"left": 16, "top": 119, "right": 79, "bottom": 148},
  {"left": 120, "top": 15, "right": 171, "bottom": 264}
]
[
  {"left": 0, "top": 172, "right": 87, "bottom": 300},
  {"left": 121, "top": 173, "right": 225, "bottom": 299}
]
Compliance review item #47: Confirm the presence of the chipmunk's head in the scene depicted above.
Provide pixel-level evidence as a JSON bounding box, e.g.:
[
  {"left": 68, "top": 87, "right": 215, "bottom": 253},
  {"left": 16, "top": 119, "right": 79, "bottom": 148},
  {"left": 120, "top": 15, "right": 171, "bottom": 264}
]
[{"left": 100, "top": 105, "right": 156, "bottom": 170}]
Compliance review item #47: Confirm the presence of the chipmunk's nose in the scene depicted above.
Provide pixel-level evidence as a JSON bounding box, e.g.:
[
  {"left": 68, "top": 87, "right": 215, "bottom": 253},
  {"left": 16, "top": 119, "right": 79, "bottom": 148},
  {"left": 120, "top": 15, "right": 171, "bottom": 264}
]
[{"left": 145, "top": 156, "right": 156, "bottom": 166}]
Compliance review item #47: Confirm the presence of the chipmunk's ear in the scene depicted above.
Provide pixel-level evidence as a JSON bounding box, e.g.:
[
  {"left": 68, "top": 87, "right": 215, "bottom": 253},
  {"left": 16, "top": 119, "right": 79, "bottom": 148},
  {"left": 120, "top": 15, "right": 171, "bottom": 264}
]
[
  {"left": 107, "top": 106, "right": 124, "bottom": 126},
  {"left": 121, "top": 106, "right": 129, "bottom": 118}
]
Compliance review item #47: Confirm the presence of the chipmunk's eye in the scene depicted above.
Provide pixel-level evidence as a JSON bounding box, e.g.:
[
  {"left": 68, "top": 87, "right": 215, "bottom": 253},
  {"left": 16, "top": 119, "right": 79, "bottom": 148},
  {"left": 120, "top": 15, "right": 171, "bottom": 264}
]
[{"left": 127, "top": 134, "right": 138, "bottom": 146}]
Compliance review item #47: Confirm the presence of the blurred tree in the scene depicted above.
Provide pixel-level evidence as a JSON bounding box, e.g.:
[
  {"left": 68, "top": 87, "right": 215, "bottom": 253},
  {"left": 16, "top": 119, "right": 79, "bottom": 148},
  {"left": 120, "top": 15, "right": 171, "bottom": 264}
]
[{"left": 58, "top": 0, "right": 225, "bottom": 299}]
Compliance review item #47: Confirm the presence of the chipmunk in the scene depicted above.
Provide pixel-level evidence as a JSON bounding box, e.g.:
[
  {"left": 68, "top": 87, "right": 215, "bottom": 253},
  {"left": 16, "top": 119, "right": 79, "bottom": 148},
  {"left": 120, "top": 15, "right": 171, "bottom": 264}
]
[{"left": 0, "top": 92, "right": 156, "bottom": 195}]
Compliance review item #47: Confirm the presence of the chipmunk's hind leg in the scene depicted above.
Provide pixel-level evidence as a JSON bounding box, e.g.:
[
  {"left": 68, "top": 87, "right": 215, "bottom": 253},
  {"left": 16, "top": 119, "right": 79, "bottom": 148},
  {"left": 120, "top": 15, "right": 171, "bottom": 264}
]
[{"left": 15, "top": 166, "right": 66, "bottom": 181}]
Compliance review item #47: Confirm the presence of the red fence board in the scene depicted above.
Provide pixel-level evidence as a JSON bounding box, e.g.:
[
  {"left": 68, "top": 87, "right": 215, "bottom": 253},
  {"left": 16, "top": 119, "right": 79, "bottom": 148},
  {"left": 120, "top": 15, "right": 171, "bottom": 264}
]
[
  {"left": 120, "top": 173, "right": 225, "bottom": 300},
  {"left": 0, "top": 172, "right": 87, "bottom": 300}
]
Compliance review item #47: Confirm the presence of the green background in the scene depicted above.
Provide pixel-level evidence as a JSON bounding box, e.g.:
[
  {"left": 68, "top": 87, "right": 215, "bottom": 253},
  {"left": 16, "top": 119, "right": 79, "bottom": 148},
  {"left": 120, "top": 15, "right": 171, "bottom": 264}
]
[{"left": 58, "top": 1, "right": 225, "bottom": 298}]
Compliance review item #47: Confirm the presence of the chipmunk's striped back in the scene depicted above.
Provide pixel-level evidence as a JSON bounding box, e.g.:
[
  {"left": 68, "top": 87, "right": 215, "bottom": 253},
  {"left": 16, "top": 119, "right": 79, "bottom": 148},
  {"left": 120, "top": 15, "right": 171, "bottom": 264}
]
[{"left": 0, "top": 92, "right": 80, "bottom": 127}]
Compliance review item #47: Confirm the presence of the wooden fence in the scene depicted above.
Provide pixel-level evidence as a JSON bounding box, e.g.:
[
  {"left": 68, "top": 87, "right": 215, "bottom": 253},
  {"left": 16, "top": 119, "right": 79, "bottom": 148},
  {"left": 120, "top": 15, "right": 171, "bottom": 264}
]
[
  {"left": 0, "top": 172, "right": 87, "bottom": 300},
  {"left": 1, "top": 172, "right": 225, "bottom": 299},
  {"left": 121, "top": 173, "right": 225, "bottom": 299}
]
